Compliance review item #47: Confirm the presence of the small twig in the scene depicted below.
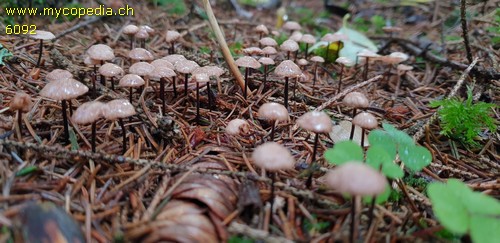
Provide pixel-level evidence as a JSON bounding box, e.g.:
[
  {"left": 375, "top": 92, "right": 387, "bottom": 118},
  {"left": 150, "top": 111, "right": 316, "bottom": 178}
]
[
  {"left": 460, "top": 0, "right": 473, "bottom": 63},
  {"left": 54, "top": 16, "right": 103, "bottom": 40}
]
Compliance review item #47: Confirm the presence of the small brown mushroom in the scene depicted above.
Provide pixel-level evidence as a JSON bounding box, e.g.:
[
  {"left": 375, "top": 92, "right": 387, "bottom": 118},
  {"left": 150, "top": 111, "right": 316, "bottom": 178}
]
[
  {"left": 300, "top": 34, "right": 316, "bottom": 59},
  {"left": 335, "top": 57, "right": 354, "bottom": 92},
  {"left": 235, "top": 56, "right": 261, "bottom": 100},
  {"left": 99, "top": 63, "right": 123, "bottom": 91},
  {"left": 29, "top": 30, "right": 55, "bottom": 67},
  {"left": 150, "top": 66, "right": 176, "bottom": 113},
  {"left": 9, "top": 92, "right": 33, "bottom": 140},
  {"left": 343, "top": 91, "right": 369, "bottom": 141},
  {"left": 174, "top": 60, "right": 200, "bottom": 97},
  {"left": 274, "top": 60, "right": 302, "bottom": 109},
  {"left": 165, "top": 30, "right": 181, "bottom": 54},
  {"left": 103, "top": 99, "right": 136, "bottom": 154},
  {"left": 72, "top": 101, "right": 104, "bottom": 152},
  {"left": 119, "top": 74, "right": 145, "bottom": 104},
  {"left": 352, "top": 112, "right": 378, "bottom": 147},
  {"left": 280, "top": 39, "right": 299, "bottom": 60},
  {"left": 226, "top": 119, "right": 250, "bottom": 137},
  {"left": 258, "top": 102, "right": 289, "bottom": 141},
  {"left": 123, "top": 24, "right": 139, "bottom": 49}
]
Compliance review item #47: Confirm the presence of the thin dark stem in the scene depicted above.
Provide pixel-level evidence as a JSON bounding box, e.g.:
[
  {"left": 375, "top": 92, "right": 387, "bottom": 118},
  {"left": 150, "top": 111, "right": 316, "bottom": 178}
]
[
  {"left": 17, "top": 110, "right": 22, "bottom": 137},
  {"left": 244, "top": 68, "right": 249, "bottom": 99},
  {"left": 350, "top": 196, "right": 357, "bottom": 243},
  {"left": 313, "top": 64, "right": 318, "bottom": 87},
  {"left": 172, "top": 77, "right": 177, "bottom": 98},
  {"left": 196, "top": 82, "right": 200, "bottom": 124},
  {"left": 270, "top": 122, "right": 276, "bottom": 141},
  {"left": 360, "top": 128, "right": 366, "bottom": 147},
  {"left": 91, "top": 72, "right": 96, "bottom": 99},
  {"left": 393, "top": 72, "right": 402, "bottom": 102},
  {"left": 110, "top": 77, "right": 115, "bottom": 91},
  {"left": 305, "top": 133, "right": 320, "bottom": 189},
  {"left": 36, "top": 39, "right": 43, "bottom": 68},
  {"left": 284, "top": 77, "right": 289, "bottom": 110},
  {"left": 325, "top": 42, "right": 330, "bottom": 62},
  {"left": 141, "top": 39, "right": 145, "bottom": 49},
  {"left": 287, "top": 51, "right": 290, "bottom": 60},
  {"left": 91, "top": 121, "right": 96, "bottom": 153},
  {"left": 129, "top": 87, "right": 133, "bottom": 104},
  {"left": 349, "top": 108, "right": 357, "bottom": 140},
  {"left": 160, "top": 78, "right": 165, "bottom": 114},
  {"left": 129, "top": 37, "right": 134, "bottom": 50},
  {"left": 263, "top": 65, "right": 268, "bottom": 86},
  {"left": 460, "top": 0, "right": 473, "bottom": 63},
  {"left": 311, "top": 133, "right": 319, "bottom": 163},
  {"left": 304, "top": 43, "right": 309, "bottom": 59},
  {"left": 68, "top": 100, "right": 73, "bottom": 116},
  {"left": 119, "top": 118, "right": 127, "bottom": 155},
  {"left": 184, "top": 74, "right": 189, "bottom": 97},
  {"left": 61, "top": 100, "right": 69, "bottom": 144},
  {"left": 100, "top": 61, "right": 105, "bottom": 86},
  {"left": 293, "top": 77, "right": 297, "bottom": 102},
  {"left": 207, "top": 82, "right": 212, "bottom": 112},
  {"left": 171, "top": 42, "right": 175, "bottom": 54},
  {"left": 270, "top": 172, "right": 276, "bottom": 219}
]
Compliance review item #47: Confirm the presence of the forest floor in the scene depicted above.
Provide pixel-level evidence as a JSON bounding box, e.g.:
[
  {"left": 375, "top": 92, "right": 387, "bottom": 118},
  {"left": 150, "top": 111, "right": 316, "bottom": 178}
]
[{"left": 0, "top": 0, "right": 498, "bottom": 242}]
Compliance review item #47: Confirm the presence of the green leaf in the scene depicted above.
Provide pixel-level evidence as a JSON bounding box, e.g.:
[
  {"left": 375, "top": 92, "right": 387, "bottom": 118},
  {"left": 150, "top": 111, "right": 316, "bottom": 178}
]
[
  {"left": 324, "top": 141, "right": 363, "bottom": 165},
  {"left": 69, "top": 128, "right": 79, "bottom": 151},
  {"left": 16, "top": 165, "right": 38, "bottom": 177},
  {"left": 428, "top": 182, "right": 469, "bottom": 234},
  {"left": 463, "top": 190, "right": 500, "bottom": 215},
  {"left": 366, "top": 145, "right": 403, "bottom": 179},
  {"left": 382, "top": 162, "right": 404, "bottom": 179},
  {"left": 368, "top": 129, "right": 397, "bottom": 159},
  {"left": 382, "top": 123, "right": 414, "bottom": 146},
  {"left": 470, "top": 215, "right": 500, "bottom": 243},
  {"left": 399, "top": 144, "right": 431, "bottom": 172},
  {"left": 363, "top": 185, "right": 392, "bottom": 204}
]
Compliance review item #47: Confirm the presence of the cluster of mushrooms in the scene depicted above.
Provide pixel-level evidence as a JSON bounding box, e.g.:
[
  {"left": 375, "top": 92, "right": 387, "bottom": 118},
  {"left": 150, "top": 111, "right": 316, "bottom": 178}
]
[{"left": 7, "top": 18, "right": 415, "bottom": 241}]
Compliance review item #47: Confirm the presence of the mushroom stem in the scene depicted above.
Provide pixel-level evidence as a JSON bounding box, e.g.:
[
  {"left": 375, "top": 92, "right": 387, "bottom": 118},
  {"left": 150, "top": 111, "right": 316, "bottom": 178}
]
[
  {"left": 284, "top": 77, "right": 289, "bottom": 110},
  {"left": 129, "top": 87, "right": 133, "bottom": 104},
  {"left": 360, "top": 128, "right": 366, "bottom": 147},
  {"left": 305, "top": 133, "right": 320, "bottom": 189},
  {"left": 338, "top": 65, "right": 344, "bottom": 93},
  {"left": 172, "top": 77, "right": 178, "bottom": 98},
  {"left": 61, "top": 100, "right": 69, "bottom": 144},
  {"left": 160, "top": 77, "right": 165, "bottom": 114},
  {"left": 207, "top": 81, "right": 213, "bottom": 112},
  {"left": 269, "top": 172, "right": 276, "bottom": 219},
  {"left": 350, "top": 196, "right": 359, "bottom": 243},
  {"left": 367, "top": 165, "right": 383, "bottom": 232},
  {"left": 129, "top": 37, "right": 134, "bottom": 50},
  {"left": 325, "top": 42, "right": 330, "bottom": 62},
  {"left": 100, "top": 61, "right": 105, "bottom": 86},
  {"left": 294, "top": 50, "right": 298, "bottom": 62},
  {"left": 110, "top": 77, "right": 115, "bottom": 91},
  {"left": 196, "top": 82, "right": 200, "bottom": 124},
  {"left": 244, "top": 67, "right": 249, "bottom": 99},
  {"left": 263, "top": 65, "right": 268, "bottom": 87},
  {"left": 270, "top": 121, "right": 276, "bottom": 141},
  {"left": 304, "top": 43, "right": 309, "bottom": 59},
  {"left": 287, "top": 51, "right": 290, "bottom": 60},
  {"left": 313, "top": 64, "right": 318, "bottom": 88},
  {"left": 36, "top": 39, "right": 43, "bottom": 68},
  {"left": 293, "top": 77, "right": 298, "bottom": 102},
  {"left": 349, "top": 108, "right": 357, "bottom": 141},
  {"left": 68, "top": 101, "right": 73, "bottom": 116},
  {"left": 91, "top": 72, "right": 97, "bottom": 99},
  {"left": 393, "top": 71, "right": 403, "bottom": 102},
  {"left": 184, "top": 74, "right": 189, "bottom": 97},
  {"left": 119, "top": 118, "right": 127, "bottom": 155},
  {"left": 91, "top": 121, "right": 96, "bottom": 153},
  {"left": 16, "top": 110, "right": 23, "bottom": 140},
  {"left": 170, "top": 42, "right": 175, "bottom": 54}
]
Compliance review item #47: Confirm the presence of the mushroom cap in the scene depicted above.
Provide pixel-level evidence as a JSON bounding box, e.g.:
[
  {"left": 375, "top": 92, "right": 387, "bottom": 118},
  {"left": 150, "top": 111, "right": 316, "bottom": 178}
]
[
  {"left": 252, "top": 142, "right": 295, "bottom": 171},
  {"left": 140, "top": 25, "right": 155, "bottom": 34},
  {"left": 325, "top": 162, "right": 387, "bottom": 196},
  {"left": 352, "top": 112, "right": 378, "bottom": 129},
  {"left": 310, "top": 56, "right": 325, "bottom": 63},
  {"left": 378, "top": 52, "right": 409, "bottom": 65},
  {"left": 235, "top": 56, "right": 261, "bottom": 69},
  {"left": 289, "top": 31, "right": 303, "bottom": 42},
  {"left": 29, "top": 30, "right": 55, "bottom": 40},
  {"left": 262, "top": 46, "right": 278, "bottom": 55},
  {"left": 321, "top": 33, "right": 348, "bottom": 42},
  {"left": 226, "top": 118, "right": 250, "bottom": 136},
  {"left": 274, "top": 60, "right": 302, "bottom": 78},
  {"left": 174, "top": 60, "right": 200, "bottom": 74},
  {"left": 297, "top": 59, "right": 308, "bottom": 66},
  {"left": 129, "top": 62, "right": 154, "bottom": 76},
  {"left": 165, "top": 30, "right": 181, "bottom": 42},
  {"left": 397, "top": 64, "right": 413, "bottom": 71},
  {"left": 40, "top": 78, "right": 88, "bottom": 101},
  {"left": 87, "top": 44, "right": 115, "bottom": 61},
  {"left": 343, "top": 92, "right": 369, "bottom": 108},
  {"left": 71, "top": 101, "right": 105, "bottom": 125},
  {"left": 123, "top": 24, "right": 139, "bottom": 35},
  {"left": 103, "top": 99, "right": 136, "bottom": 120},
  {"left": 83, "top": 56, "right": 100, "bottom": 66},
  {"left": 192, "top": 66, "right": 224, "bottom": 78},
  {"left": 243, "top": 47, "right": 263, "bottom": 56},
  {"left": 280, "top": 39, "right": 299, "bottom": 52},
  {"left": 335, "top": 57, "right": 354, "bottom": 66},
  {"left": 99, "top": 63, "right": 124, "bottom": 77},
  {"left": 9, "top": 92, "right": 33, "bottom": 112},
  {"left": 300, "top": 34, "right": 316, "bottom": 44},
  {"left": 46, "top": 69, "right": 73, "bottom": 82},
  {"left": 192, "top": 73, "right": 209, "bottom": 83},
  {"left": 258, "top": 57, "right": 275, "bottom": 65},
  {"left": 357, "top": 49, "right": 380, "bottom": 59},
  {"left": 255, "top": 24, "right": 269, "bottom": 35},
  {"left": 162, "top": 54, "right": 187, "bottom": 65},
  {"left": 259, "top": 37, "right": 278, "bottom": 47},
  {"left": 151, "top": 59, "right": 174, "bottom": 70},
  {"left": 297, "top": 111, "right": 333, "bottom": 133},
  {"left": 258, "top": 102, "right": 289, "bottom": 122},
  {"left": 128, "top": 48, "right": 154, "bottom": 61},
  {"left": 134, "top": 28, "right": 149, "bottom": 39},
  {"left": 389, "top": 52, "right": 409, "bottom": 63},
  {"left": 150, "top": 67, "right": 176, "bottom": 80},
  {"left": 282, "top": 21, "right": 301, "bottom": 31},
  {"left": 119, "top": 74, "right": 145, "bottom": 87}
]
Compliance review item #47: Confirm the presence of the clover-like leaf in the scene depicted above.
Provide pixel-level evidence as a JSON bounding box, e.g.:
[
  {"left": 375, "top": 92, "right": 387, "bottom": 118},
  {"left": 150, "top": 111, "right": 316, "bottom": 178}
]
[
  {"left": 382, "top": 162, "right": 404, "bottom": 179},
  {"left": 399, "top": 144, "right": 432, "bottom": 172},
  {"left": 368, "top": 130, "right": 397, "bottom": 159},
  {"left": 324, "top": 141, "right": 363, "bottom": 165},
  {"left": 470, "top": 215, "right": 500, "bottom": 243},
  {"left": 382, "top": 123, "right": 414, "bottom": 146},
  {"left": 428, "top": 181, "right": 469, "bottom": 234},
  {"left": 363, "top": 185, "right": 392, "bottom": 205}
]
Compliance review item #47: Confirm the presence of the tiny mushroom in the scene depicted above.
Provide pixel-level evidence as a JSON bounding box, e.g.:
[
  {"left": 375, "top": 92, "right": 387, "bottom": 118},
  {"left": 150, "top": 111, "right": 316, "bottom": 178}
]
[
  {"left": 191, "top": 73, "right": 210, "bottom": 124},
  {"left": 394, "top": 64, "right": 414, "bottom": 100},
  {"left": 40, "top": 78, "right": 89, "bottom": 144},
  {"left": 280, "top": 39, "right": 299, "bottom": 60},
  {"left": 150, "top": 66, "right": 176, "bottom": 113},
  {"left": 9, "top": 92, "right": 33, "bottom": 139},
  {"left": 174, "top": 60, "right": 200, "bottom": 97},
  {"left": 252, "top": 142, "right": 295, "bottom": 213},
  {"left": 29, "top": 30, "right": 55, "bottom": 68},
  {"left": 258, "top": 102, "right": 289, "bottom": 141},
  {"left": 258, "top": 57, "right": 275, "bottom": 86},
  {"left": 243, "top": 47, "right": 263, "bottom": 57},
  {"left": 71, "top": 101, "right": 105, "bottom": 152},
  {"left": 103, "top": 99, "right": 136, "bottom": 154},
  {"left": 274, "top": 60, "right": 302, "bottom": 109},
  {"left": 226, "top": 118, "right": 250, "bottom": 137},
  {"left": 282, "top": 21, "right": 302, "bottom": 35},
  {"left": 129, "top": 48, "right": 154, "bottom": 62},
  {"left": 163, "top": 54, "right": 187, "bottom": 97},
  {"left": 98, "top": 63, "right": 123, "bottom": 90},
  {"left": 289, "top": 31, "right": 303, "bottom": 42},
  {"left": 165, "top": 30, "right": 181, "bottom": 54},
  {"left": 310, "top": 56, "right": 325, "bottom": 88},
  {"left": 325, "top": 161, "right": 387, "bottom": 243},
  {"left": 123, "top": 24, "right": 139, "bottom": 49},
  {"left": 259, "top": 37, "right": 278, "bottom": 48},
  {"left": 357, "top": 49, "right": 381, "bottom": 80},
  {"left": 255, "top": 24, "right": 269, "bottom": 43},
  {"left": 335, "top": 56, "right": 354, "bottom": 92},
  {"left": 192, "top": 66, "right": 224, "bottom": 111},
  {"left": 352, "top": 112, "right": 378, "bottom": 147},
  {"left": 300, "top": 34, "right": 316, "bottom": 59},
  {"left": 297, "top": 111, "right": 333, "bottom": 187},
  {"left": 119, "top": 74, "right": 145, "bottom": 103},
  {"left": 235, "top": 56, "right": 261, "bottom": 100},
  {"left": 262, "top": 46, "right": 278, "bottom": 57},
  {"left": 343, "top": 91, "right": 369, "bottom": 140},
  {"left": 129, "top": 61, "right": 154, "bottom": 81},
  {"left": 134, "top": 27, "right": 149, "bottom": 48},
  {"left": 87, "top": 44, "right": 115, "bottom": 85},
  {"left": 46, "top": 69, "right": 73, "bottom": 82}
]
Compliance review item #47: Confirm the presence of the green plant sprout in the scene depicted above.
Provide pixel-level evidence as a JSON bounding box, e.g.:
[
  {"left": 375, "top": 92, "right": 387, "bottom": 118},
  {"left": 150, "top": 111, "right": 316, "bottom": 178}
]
[
  {"left": 0, "top": 44, "right": 13, "bottom": 66},
  {"left": 427, "top": 179, "right": 500, "bottom": 243},
  {"left": 429, "top": 87, "right": 497, "bottom": 147}
]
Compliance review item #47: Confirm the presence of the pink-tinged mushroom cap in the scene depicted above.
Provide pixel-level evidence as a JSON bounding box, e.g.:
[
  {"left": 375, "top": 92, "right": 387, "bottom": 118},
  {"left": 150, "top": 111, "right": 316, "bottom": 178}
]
[
  {"left": 243, "top": 47, "right": 263, "bottom": 56},
  {"left": 165, "top": 30, "right": 181, "bottom": 43},
  {"left": 99, "top": 63, "right": 124, "bottom": 77},
  {"left": 129, "top": 48, "right": 154, "bottom": 61},
  {"left": 84, "top": 56, "right": 100, "bottom": 66},
  {"left": 258, "top": 57, "right": 275, "bottom": 65},
  {"left": 72, "top": 101, "right": 105, "bottom": 125},
  {"left": 151, "top": 59, "right": 174, "bottom": 70},
  {"left": 252, "top": 142, "right": 295, "bottom": 171},
  {"left": 40, "top": 78, "right": 89, "bottom": 101},
  {"left": 10, "top": 92, "right": 33, "bottom": 112},
  {"left": 297, "top": 59, "right": 308, "bottom": 66},
  {"left": 310, "top": 56, "right": 325, "bottom": 63},
  {"left": 192, "top": 73, "right": 210, "bottom": 83},
  {"left": 336, "top": 57, "right": 354, "bottom": 66},
  {"left": 29, "top": 30, "right": 55, "bottom": 40},
  {"left": 235, "top": 56, "right": 261, "bottom": 69},
  {"left": 297, "top": 111, "right": 333, "bottom": 133},
  {"left": 262, "top": 46, "right": 278, "bottom": 56},
  {"left": 226, "top": 119, "right": 250, "bottom": 136},
  {"left": 150, "top": 67, "right": 176, "bottom": 80},
  {"left": 282, "top": 21, "right": 301, "bottom": 32},
  {"left": 87, "top": 44, "right": 114, "bottom": 61},
  {"left": 259, "top": 37, "right": 278, "bottom": 47},
  {"left": 300, "top": 34, "right": 316, "bottom": 44},
  {"left": 174, "top": 60, "right": 200, "bottom": 74},
  {"left": 289, "top": 31, "right": 303, "bottom": 42},
  {"left": 123, "top": 24, "right": 139, "bottom": 36},
  {"left": 134, "top": 28, "right": 149, "bottom": 39},
  {"left": 325, "top": 162, "right": 388, "bottom": 196},
  {"left": 46, "top": 69, "right": 73, "bottom": 82},
  {"left": 274, "top": 60, "right": 302, "bottom": 78},
  {"left": 255, "top": 24, "right": 269, "bottom": 35},
  {"left": 258, "top": 102, "right": 289, "bottom": 122},
  {"left": 162, "top": 54, "right": 187, "bottom": 65},
  {"left": 103, "top": 99, "right": 136, "bottom": 120},
  {"left": 352, "top": 112, "right": 378, "bottom": 129},
  {"left": 343, "top": 92, "right": 369, "bottom": 108},
  {"left": 280, "top": 39, "right": 299, "bottom": 52},
  {"left": 119, "top": 74, "right": 145, "bottom": 88},
  {"left": 192, "top": 66, "right": 224, "bottom": 78},
  {"left": 129, "top": 62, "right": 154, "bottom": 76}
]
